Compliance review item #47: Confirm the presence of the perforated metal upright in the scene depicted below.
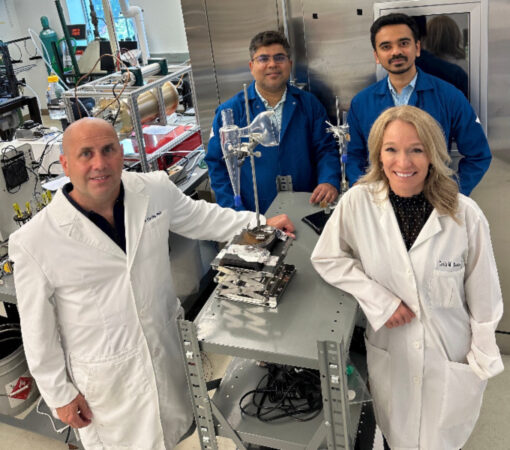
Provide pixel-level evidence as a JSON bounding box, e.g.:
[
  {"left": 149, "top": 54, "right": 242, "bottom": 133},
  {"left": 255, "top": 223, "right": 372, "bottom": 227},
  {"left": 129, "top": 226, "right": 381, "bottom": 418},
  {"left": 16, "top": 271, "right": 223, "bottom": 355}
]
[
  {"left": 317, "top": 340, "right": 352, "bottom": 450},
  {"left": 178, "top": 319, "right": 219, "bottom": 450}
]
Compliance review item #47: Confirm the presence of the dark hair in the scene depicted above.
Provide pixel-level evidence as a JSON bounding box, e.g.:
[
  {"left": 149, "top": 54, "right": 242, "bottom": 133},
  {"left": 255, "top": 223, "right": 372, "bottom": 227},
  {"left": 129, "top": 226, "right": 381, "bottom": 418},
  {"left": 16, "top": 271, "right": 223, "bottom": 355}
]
[
  {"left": 370, "top": 13, "right": 421, "bottom": 50},
  {"left": 249, "top": 31, "right": 291, "bottom": 59},
  {"left": 425, "top": 15, "right": 465, "bottom": 59}
]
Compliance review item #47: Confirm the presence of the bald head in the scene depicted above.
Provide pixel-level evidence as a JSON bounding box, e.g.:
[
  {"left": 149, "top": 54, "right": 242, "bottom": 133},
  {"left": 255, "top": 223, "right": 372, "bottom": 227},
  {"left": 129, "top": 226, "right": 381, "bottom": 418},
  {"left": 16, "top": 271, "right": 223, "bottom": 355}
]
[
  {"left": 62, "top": 118, "right": 119, "bottom": 156},
  {"left": 59, "top": 117, "right": 124, "bottom": 212}
]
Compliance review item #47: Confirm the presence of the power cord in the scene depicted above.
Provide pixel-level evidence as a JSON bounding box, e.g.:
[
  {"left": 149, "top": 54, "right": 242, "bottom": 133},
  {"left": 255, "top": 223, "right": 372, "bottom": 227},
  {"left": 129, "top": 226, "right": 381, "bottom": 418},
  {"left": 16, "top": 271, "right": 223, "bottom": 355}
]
[{"left": 239, "top": 363, "right": 323, "bottom": 422}]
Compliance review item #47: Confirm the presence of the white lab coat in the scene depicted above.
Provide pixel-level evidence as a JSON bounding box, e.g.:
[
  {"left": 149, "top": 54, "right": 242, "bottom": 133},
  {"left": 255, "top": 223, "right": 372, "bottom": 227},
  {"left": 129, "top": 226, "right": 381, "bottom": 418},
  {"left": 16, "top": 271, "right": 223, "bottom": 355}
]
[
  {"left": 9, "top": 171, "right": 262, "bottom": 450},
  {"left": 311, "top": 182, "right": 503, "bottom": 450}
]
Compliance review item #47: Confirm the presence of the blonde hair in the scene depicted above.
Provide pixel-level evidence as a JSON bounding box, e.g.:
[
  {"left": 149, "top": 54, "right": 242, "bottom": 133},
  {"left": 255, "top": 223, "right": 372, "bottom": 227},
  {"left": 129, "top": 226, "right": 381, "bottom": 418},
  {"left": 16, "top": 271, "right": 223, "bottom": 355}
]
[{"left": 359, "top": 105, "right": 459, "bottom": 219}]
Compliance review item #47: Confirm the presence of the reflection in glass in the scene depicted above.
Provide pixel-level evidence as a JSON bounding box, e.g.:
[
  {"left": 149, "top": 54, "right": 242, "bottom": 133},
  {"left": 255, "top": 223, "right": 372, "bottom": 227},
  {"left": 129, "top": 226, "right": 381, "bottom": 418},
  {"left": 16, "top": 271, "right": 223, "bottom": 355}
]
[{"left": 415, "top": 14, "right": 470, "bottom": 99}]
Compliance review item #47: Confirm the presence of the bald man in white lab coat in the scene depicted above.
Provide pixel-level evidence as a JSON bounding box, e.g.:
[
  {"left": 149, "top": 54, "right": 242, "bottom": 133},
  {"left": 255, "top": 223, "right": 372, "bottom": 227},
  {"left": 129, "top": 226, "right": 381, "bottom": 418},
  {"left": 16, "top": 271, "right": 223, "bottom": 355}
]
[{"left": 9, "top": 118, "right": 294, "bottom": 449}]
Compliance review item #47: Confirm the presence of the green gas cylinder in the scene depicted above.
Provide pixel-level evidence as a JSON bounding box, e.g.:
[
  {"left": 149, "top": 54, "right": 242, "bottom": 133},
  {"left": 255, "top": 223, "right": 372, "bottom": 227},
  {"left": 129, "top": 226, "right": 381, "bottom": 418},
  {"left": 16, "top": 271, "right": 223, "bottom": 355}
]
[{"left": 39, "top": 16, "right": 61, "bottom": 77}]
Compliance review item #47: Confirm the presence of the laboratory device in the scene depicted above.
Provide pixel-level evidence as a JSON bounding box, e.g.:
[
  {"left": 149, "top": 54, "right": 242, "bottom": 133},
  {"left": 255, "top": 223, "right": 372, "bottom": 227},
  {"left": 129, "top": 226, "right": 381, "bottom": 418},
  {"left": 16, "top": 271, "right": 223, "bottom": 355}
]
[
  {"left": 0, "top": 143, "right": 46, "bottom": 241},
  {"left": 211, "top": 85, "right": 295, "bottom": 308},
  {"left": 325, "top": 97, "right": 350, "bottom": 196}
]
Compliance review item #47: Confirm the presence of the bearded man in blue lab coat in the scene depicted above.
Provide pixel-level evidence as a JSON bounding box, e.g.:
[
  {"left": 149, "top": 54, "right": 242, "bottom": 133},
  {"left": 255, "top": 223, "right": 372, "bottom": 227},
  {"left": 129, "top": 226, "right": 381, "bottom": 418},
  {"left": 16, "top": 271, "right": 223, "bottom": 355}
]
[
  {"left": 206, "top": 30, "right": 341, "bottom": 213},
  {"left": 8, "top": 118, "right": 295, "bottom": 449},
  {"left": 346, "top": 13, "right": 491, "bottom": 196}
]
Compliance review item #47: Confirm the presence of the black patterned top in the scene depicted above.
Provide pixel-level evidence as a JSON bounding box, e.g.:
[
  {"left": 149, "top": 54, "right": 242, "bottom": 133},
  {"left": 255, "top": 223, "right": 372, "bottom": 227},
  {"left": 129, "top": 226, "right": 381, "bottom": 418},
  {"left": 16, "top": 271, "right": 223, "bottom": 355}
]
[{"left": 389, "top": 189, "right": 433, "bottom": 251}]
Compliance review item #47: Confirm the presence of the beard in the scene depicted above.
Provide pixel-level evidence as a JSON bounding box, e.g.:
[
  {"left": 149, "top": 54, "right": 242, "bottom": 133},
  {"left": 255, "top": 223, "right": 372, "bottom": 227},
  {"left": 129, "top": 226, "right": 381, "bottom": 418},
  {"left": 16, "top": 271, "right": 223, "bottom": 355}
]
[
  {"left": 386, "top": 64, "right": 414, "bottom": 75},
  {"left": 385, "top": 54, "right": 414, "bottom": 75}
]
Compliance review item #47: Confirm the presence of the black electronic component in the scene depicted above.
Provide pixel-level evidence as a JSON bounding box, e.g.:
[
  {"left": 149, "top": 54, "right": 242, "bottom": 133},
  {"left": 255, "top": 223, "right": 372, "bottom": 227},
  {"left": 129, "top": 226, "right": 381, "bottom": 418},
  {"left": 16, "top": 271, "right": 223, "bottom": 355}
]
[
  {"left": 302, "top": 210, "right": 332, "bottom": 235},
  {"left": 2, "top": 152, "right": 29, "bottom": 191},
  {"left": 67, "top": 24, "right": 87, "bottom": 40},
  {"left": 0, "top": 41, "right": 19, "bottom": 99},
  {"left": 100, "top": 40, "right": 138, "bottom": 72}
]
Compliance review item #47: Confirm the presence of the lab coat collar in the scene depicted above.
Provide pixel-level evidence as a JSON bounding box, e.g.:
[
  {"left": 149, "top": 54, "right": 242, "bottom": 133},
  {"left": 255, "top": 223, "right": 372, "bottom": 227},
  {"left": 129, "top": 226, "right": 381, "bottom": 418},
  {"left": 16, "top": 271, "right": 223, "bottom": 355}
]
[
  {"left": 372, "top": 181, "right": 444, "bottom": 252},
  {"left": 49, "top": 189, "right": 126, "bottom": 259},
  {"left": 414, "top": 67, "right": 435, "bottom": 93},
  {"left": 121, "top": 173, "right": 149, "bottom": 271},
  {"left": 280, "top": 84, "right": 298, "bottom": 142}
]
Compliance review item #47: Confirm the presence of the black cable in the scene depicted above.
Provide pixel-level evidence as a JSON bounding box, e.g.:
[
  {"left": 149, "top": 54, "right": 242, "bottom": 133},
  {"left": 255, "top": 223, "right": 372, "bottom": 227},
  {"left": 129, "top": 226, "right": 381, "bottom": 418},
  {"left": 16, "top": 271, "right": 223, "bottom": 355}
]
[
  {"left": 7, "top": 42, "right": 23, "bottom": 62},
  {"left": 111, "top": 80, "right": 122, "bottom": 126},
  {"left": 25, "top": 163, "right": 42, "bottom": 202},
  {"left": 38, "top": 132, "right": 63, "bottom": 169},
  {"left": 239, "top": 364, "right": 323, "bottom": 423},
  {"left": 46, "top": 160, "right": 62, "bottom": 177}
]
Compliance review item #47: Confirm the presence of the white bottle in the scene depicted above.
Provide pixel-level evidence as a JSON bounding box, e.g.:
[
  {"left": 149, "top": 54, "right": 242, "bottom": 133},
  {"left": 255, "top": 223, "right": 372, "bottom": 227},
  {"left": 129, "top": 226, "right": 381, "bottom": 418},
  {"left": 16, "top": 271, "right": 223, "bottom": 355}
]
[{"left": 46, "top": 74, "right": 66, "bottom": 120}]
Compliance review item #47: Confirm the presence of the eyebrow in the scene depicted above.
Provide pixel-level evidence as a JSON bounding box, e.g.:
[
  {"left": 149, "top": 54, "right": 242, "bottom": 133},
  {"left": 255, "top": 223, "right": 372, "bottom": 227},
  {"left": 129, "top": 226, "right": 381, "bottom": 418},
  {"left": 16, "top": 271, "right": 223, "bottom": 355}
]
[
  {"left": 382, "top": 141, "right": 424, "bottom": 146},
  {"left": 79, "top": 143, "right": 116, "bottom": 152},
  {"left": 378, "top": 37, "right": 412, "bottom": 47},
  {"left": 256, "top": 52, "right": 287, "bottom": 56}
]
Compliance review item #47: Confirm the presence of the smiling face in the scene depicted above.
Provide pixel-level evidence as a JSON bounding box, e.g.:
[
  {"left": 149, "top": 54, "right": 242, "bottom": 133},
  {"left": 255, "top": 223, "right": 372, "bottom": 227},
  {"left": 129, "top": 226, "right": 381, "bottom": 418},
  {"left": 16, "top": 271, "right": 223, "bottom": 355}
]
[
  {"left": 60, "top": 118, "right": 124, "bottom": 211},
  {"left": 249, "top": 43, "right": 292, "bottom": 96},
  {"left": 373, "top": 24, "right": 420, "bottom": 75},
  {"left": 380, "top": 119, "right": 430, "bottom": 196}
]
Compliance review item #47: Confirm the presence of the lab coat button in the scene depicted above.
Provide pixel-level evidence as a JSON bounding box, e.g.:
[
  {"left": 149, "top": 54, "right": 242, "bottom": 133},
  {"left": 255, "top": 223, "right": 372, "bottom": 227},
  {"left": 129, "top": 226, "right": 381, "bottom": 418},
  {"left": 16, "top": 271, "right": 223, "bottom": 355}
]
[
  {"left": 413, "top": 376, "right": 421, "bottom": 384},
  {"left": 413, "top": 341, "right": 422, "bottom": 350}
]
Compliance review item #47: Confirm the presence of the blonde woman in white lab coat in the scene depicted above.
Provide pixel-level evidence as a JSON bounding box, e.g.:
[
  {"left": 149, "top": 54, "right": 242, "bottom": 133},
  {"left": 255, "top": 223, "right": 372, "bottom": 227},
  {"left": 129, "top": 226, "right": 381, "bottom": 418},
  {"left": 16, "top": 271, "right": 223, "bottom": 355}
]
[{"left": 311, "top": 105, "right": 503, "bottom": 450}]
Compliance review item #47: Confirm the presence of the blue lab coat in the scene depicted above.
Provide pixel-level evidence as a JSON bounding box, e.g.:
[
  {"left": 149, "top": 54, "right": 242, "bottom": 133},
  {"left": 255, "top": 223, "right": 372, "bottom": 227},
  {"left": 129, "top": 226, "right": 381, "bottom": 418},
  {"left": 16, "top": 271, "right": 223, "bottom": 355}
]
[
  {"left": 206, "top": 82, "right": 341, "bottom": 213},
  {"left": 346, "top": 68, "right": 491, "bottom": 196},
  {"left": 416, "top": 49, "right": 468, "bottom": 98}
]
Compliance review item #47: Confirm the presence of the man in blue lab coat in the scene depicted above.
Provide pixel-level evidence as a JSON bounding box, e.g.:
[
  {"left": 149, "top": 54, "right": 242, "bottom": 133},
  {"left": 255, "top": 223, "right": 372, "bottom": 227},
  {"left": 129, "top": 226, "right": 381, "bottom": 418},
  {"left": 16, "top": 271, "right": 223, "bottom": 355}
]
[
  {"left": 206, "top": 30, "right": 341, "bottom": 213},
  {"left": 346, "top": 13, "right": 490, "bottom": 195}
]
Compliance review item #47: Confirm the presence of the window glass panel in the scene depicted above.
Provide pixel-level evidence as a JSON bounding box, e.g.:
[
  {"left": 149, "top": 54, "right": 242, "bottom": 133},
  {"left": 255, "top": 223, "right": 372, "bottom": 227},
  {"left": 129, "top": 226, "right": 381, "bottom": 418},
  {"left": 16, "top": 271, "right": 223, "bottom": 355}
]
[
  {"left": 414, "top": 13, "right": 470, "bottom": 99},
  {"left": 66, "top": 0, "right": 137, "bottom": 42}
]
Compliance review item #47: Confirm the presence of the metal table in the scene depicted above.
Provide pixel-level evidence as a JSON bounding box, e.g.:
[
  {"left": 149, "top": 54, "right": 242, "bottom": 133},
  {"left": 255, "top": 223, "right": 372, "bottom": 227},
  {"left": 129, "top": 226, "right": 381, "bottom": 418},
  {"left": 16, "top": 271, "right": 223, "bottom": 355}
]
[
  {"left": 194, "top": 192, "right": 358, "bottom": 369},
  {"left": 179, "top": 192, "right": 365, "bottom": 450}
]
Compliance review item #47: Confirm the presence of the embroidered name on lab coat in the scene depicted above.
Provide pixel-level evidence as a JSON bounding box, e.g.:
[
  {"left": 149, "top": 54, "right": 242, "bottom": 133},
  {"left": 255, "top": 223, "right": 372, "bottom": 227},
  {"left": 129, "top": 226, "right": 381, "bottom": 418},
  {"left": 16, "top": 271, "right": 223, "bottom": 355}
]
[
  {"left": 145, "top": 211, "right": 162, "bottom": 223},
  {"left": 436, "top": 259, "right": 464, "bottom": 272}
]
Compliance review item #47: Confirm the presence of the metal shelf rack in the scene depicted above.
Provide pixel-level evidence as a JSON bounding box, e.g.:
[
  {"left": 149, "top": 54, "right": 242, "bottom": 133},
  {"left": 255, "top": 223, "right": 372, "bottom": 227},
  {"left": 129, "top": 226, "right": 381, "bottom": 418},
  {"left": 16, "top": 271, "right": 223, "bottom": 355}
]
[
  {"left": 178, "top": 192, "right": 372, "bottom": 449},
  {"left": 61, "top": 64, "right": 200, "bottom": 172}
]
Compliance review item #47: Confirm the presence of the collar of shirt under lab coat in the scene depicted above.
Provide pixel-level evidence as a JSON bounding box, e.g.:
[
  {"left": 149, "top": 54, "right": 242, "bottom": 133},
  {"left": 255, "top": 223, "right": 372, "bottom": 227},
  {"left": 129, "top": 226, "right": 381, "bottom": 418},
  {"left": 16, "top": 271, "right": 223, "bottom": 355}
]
[
  {"left": 388, "top": 71, "right": 418, "bottom": 106},
  {"left": 255, "top": 84, "right": 287, "bottom": 134}
]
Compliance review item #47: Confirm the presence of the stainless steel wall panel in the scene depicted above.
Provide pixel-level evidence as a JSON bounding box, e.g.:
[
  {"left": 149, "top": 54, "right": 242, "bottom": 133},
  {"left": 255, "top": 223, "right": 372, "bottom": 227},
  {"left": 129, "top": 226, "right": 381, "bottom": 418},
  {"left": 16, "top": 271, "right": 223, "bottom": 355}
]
[
  {"left": 286, "top": 0, "right": 309, "bottom": 85},
  {"left": 206, "top": 0, "right": 280, "bottom": 104},
  {"left": 181, "top": 0, "right": 220, "bottom": 144},
  {"left": 301, "top": 0, "right": 375, "bottom": 118},
  {"left": 487, "top": 0, "right": 510, "bottom": 152}
]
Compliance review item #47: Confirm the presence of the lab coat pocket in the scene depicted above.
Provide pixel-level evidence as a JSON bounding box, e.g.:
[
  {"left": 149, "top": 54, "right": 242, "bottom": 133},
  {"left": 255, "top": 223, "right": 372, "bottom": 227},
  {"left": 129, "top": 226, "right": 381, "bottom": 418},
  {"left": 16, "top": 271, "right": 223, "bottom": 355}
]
[
  {"left": 68, "top": 355, "right": 92, "bottom": 397},
  {"left": 71, "top": 349, "right": 160, "bottom": 447},
  {"left": 428, "top": 270, "right": 464, "bottom": 309},
  {"left": 439, "top": 360, "right": 486, "bottom": 441},
  {"left": 365, "top": 337, "right": 392, "bottom": 434}
]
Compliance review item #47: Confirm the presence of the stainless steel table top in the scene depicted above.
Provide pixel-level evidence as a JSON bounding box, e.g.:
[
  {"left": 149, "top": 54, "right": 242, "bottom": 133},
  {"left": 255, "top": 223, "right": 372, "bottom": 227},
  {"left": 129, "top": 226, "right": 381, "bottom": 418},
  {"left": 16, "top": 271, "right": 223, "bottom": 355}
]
[{"left": 195, "top": 192, "right": 358, "bottom": 369}]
